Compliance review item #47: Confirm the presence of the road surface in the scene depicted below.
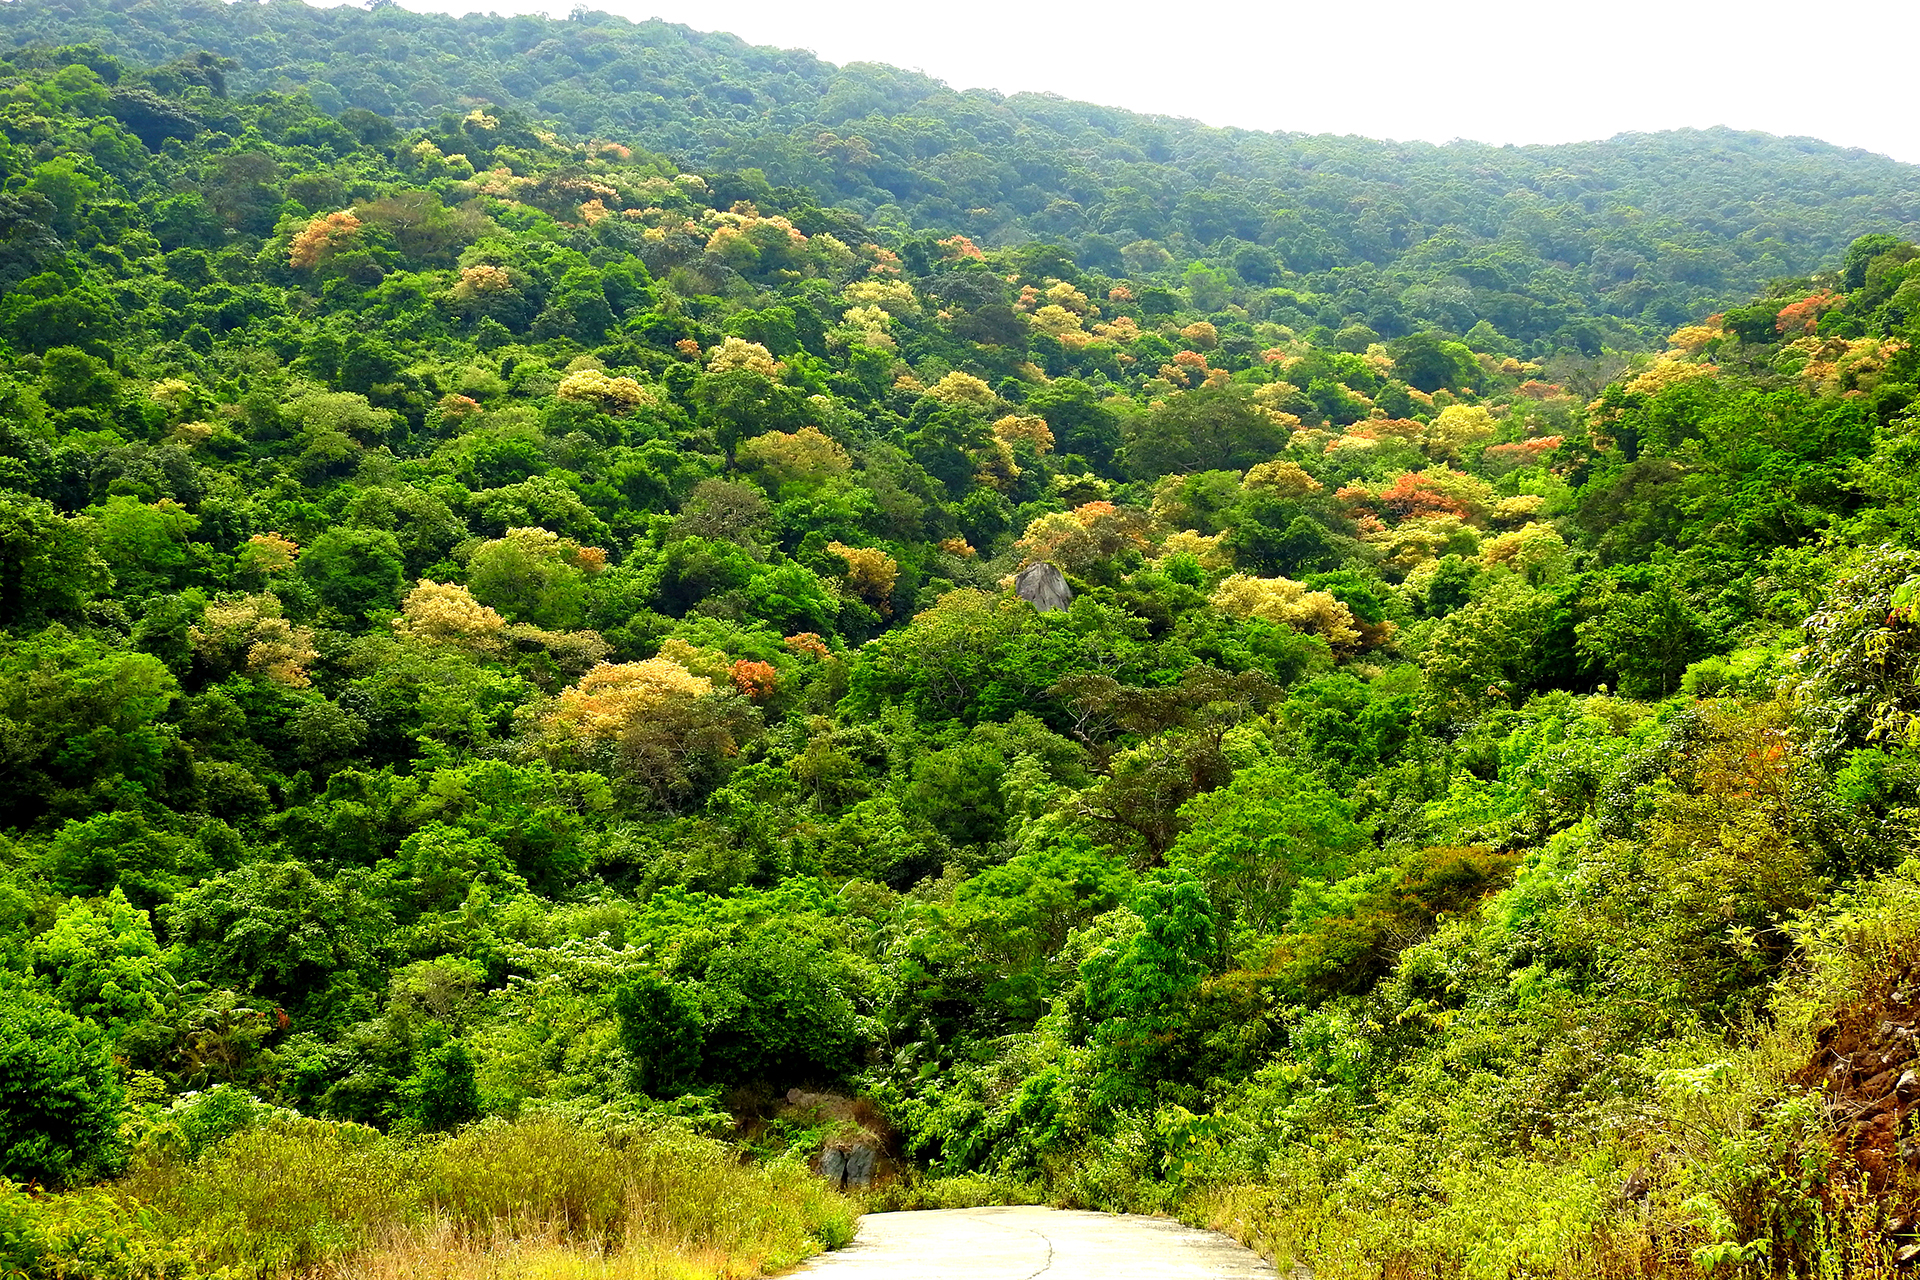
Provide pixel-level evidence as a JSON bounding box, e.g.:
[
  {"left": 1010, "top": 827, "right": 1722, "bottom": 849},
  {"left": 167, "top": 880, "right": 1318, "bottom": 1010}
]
[{"left": 796, "top": 1205, "right": 1278, "bottom": 1279}]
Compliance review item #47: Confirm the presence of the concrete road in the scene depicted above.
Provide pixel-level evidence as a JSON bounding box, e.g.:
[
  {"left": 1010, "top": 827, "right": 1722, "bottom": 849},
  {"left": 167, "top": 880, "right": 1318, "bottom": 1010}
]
[{"left": 796, "top": 1205, "right": 1277, "bottom": 1279}]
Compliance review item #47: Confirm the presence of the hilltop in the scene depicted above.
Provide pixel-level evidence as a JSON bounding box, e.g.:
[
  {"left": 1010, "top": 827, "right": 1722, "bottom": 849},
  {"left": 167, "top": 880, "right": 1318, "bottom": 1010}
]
[{"left": 5, "top": 0, "right": 1920, "bottom": 351}]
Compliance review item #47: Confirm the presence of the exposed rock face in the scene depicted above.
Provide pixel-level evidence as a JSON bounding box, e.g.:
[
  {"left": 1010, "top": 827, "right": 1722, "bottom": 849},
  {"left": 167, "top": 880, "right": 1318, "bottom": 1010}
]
[
  {"left": 1016, "top": 562, "right": 1072, "bottom": 613},
  {"left": 784, "top": 1088, "right": 893, "bottom": 1191},
  {"left": 815, "top": 1140, "right": 880, "bottom": 1191},
  {"left": 1791, "top": 965, "right": 1920, "bottom": 1248}
]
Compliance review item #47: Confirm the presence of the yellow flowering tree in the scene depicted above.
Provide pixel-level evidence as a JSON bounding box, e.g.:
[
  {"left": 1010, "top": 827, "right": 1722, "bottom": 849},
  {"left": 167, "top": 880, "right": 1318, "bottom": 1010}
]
[
  {"left": 705, "top": 336, "right": 781, "bottom": 378},
  {"left": 923, "top": 370, "right": 996, "bottom": 410},
  {"left": 737, "top": 426, "right": 852, "bottom": 491},
  {"left": 843, "top": 279, "right": 920, "bottom": 318},
  {"left": 535, "top": 657, "right": 756, "bottom": 812},
  {"left": 392, "top": 580, "right": 509, "bottom": 658},
  {"left": 191, "top": 593, "right": 318, "bottom": 687},
  {"left": 556, "top": 368, "right": 656, "bottom": 415},
  {"left": 1210, "top": 574, "right": 1359, "bottom": 647}
]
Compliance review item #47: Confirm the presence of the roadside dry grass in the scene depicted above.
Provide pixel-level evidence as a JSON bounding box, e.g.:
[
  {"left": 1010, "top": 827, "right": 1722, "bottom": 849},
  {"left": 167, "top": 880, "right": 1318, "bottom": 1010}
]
[{"left": 12, "top": 1112, "right": 856, "bottom": 1280}]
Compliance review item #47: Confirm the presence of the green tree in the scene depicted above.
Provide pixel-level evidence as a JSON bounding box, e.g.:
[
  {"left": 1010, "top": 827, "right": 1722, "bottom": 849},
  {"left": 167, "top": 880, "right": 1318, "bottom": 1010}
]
[
  {"left": 692, "top": 366, "right": 806, "bottom": 466},
  {"left": 0, "top": 979, "right": 126, "bottom": 1188},
  {"left": 613, "top": 972, "right": 705, "bottom": 1095},
  {"left": 1574, "top": 569, "right": 1711, "bottom": 698},
  {"left": 298, "top": 527, "right": 406, "bottom": 621},
  {"left": 1078, "top": 868, "right": 1216, "bottom": 1103},
  {"left": 0, "top": 273, "right": 116, "bottom": 354},
  {"left": 385, "top": 823, "right": 523, "bottom": 916},
  {"left": 27, "top": 887, "right": 175, "bottom": 1032},
  {"left": 1390, "top": 331, "right": 1477, "bottom": 393},
  {"left": 398, "top": 1040, "right": 481, "bottom": 1131},
  {"left": 25, "top": 158, "right": 99, "bottom": 239},
  {"left": 1168, "top": 759, "right": 1366, "bottom": 946},
  {"left": 688, "top": 930, "right": 862, "bottom": 1085},
  {"left": 1118, "top": 385, "right": 1288, "bottom": 478},
  {"left": 908, "top": 741, "right": 1008, "bottom": 847},
  {"left": 39, "top": 345, "right": 116, "bottom": 409},
  {"left": 1843, "top": 233, "right": 1906, "bottom": 290},
  {"left": 0, "top": 495, "right": 109, "bottom": 625},
  {"left": 165, "top": 861, "right": 395, "bottom": 1012},
  {"left": 466, "top": 527, "right": 590, "bottom": 629},
  {"left": 0, "top": 629, "right": 178, "bottom": 826},
  {"left": 88, "top": 495, "right": 200, "bottom": 596}
]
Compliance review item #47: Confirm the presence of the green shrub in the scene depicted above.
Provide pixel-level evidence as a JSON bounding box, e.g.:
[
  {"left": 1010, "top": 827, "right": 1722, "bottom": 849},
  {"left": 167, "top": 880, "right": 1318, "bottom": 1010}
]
[
  {"left": 0, "top": 982, "right": 126, "bottom": 1189},
  {"left": 100, "top": 1111, "right": 854, "bottom": 1280}
]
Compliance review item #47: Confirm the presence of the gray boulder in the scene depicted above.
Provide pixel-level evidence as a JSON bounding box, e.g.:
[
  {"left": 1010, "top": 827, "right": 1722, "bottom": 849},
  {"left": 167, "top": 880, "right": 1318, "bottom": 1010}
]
[
  {"left": 812, "top": 1134, "right": 883, "bottom": 1191},
  {"left": 787, "top": 1089, "right": 894, "bottom": 1191},
  {"left": 1016, "top": 562, "right": 1073, "bottom": 613}
]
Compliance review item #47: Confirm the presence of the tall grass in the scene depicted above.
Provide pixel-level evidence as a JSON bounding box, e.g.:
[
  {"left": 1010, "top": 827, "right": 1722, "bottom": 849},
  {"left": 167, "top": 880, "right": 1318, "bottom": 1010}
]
[{"left": 23, "top": 1113, "right": 854, "bottom": 1280}]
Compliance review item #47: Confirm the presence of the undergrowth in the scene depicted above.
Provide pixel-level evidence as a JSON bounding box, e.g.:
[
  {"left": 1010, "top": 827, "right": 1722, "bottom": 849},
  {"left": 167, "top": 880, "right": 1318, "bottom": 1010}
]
[{"left": 1, "top": 1113, "right": 854, "bottom": 1280}]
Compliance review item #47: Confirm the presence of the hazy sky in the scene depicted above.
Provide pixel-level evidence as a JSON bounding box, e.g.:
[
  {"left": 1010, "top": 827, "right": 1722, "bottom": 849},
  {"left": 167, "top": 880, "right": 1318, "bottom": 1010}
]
[{"left": 343, "top": 0, "right": 1920, "bottom": 164}]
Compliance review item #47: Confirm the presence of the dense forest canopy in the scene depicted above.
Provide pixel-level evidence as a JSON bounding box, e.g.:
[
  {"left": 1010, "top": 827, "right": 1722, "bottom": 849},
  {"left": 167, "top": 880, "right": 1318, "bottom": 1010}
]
[
  {"left": 8, "top": 8, "right": 1920, "bottom": 1280},
  {"left": 5, "top": 0, "right": 1920, "bottom": 356}
]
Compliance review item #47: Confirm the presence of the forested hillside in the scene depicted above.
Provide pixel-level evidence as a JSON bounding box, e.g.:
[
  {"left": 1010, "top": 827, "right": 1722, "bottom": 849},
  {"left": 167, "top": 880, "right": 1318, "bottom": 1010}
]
[
  {"left": 9, "top": 14, "right": 1920, "bottom": 1280},
  {"left": 7, "top": 0, "right": 1920, "bottom": 355}
]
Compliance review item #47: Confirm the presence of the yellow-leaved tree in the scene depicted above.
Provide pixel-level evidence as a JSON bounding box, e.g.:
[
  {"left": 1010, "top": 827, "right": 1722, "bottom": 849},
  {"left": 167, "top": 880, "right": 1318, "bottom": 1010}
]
[
  {"left": 542, "top": 658, "right": 714, "bottom": 741},
  {"left": 1423, "top": 404, "right": 1497, "bottom": 463},
  {"left": 993, "top": 415, "right": 1055, "bottom": 455},
  {"left": 1155, "top": 529, "right": 1232, "bottom": 570},
  {"left": 192, "top": 594, "right": 319, "bottom": 687},
  {"left": 1013, "top": 501, "right": 1148, "bottom": 576},
  {"left": 828, "top": 542, "right": 899, "bottom": 613},
  {"left": 1030, "top": 305, "right": 1085, "bottom": 340},
  {"left": 737, "top": 426, "right": 851, "bottom": 492},
  {"left": 1179, "top": 321, "right": 1219, "bottom": 351},
  {"left": 1479, "top": 523, "right": 1570, "bottom": 585},
  {"left": 1243, "top": 460, "right": 1323, "bottom": 499},
  {"left": 1211, "top": 574, "right": 1359, "bottom": 647},
  {"left": 235, "top": 532, "right": 299, "bottom": 580},
  {"left": 535, "top": 657, "right": 757, "bottom": 813},
  {"left": 842, "top": 279, "right": 920, "bottom": 317},
  {"left": 287, "top": 211, "right": 362, "bottom": 271}
]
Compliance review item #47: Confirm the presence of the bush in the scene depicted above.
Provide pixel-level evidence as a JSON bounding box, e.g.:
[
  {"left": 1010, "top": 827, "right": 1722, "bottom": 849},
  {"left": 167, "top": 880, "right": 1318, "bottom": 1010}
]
[
  {"left": 613, "top": 973, "right": 705, "bottom": 1095},
  {"left": 0, "top": 983, "right": 126, "bottom": 1188},
  {"left": 110, "top": 1111, "right": 853, "bottom": 1280},
  {"left": 690, "top": 931, "right": 863, "bottom": 1085}
]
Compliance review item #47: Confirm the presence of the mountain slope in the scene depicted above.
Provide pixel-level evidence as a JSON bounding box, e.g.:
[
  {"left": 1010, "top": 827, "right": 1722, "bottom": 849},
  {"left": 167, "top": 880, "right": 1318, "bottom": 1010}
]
[{"left": 5, "top": 0, "right": 1919, "bottom": 349}]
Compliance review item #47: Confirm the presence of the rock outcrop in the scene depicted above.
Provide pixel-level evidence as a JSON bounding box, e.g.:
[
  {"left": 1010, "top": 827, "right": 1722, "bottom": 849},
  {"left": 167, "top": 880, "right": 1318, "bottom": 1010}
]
[
  {"left": 782, "top": 1088, "right": 894, "bottom": 1191},
  {"left": 1016, "top": 562, "right": 1072, "bottom": 613}
]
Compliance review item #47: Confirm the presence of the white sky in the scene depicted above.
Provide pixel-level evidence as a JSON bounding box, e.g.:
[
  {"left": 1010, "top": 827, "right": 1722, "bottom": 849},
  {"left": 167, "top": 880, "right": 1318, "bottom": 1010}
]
[{"left": 351, "top": 0, "right": 1920, "bottom": 165}]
